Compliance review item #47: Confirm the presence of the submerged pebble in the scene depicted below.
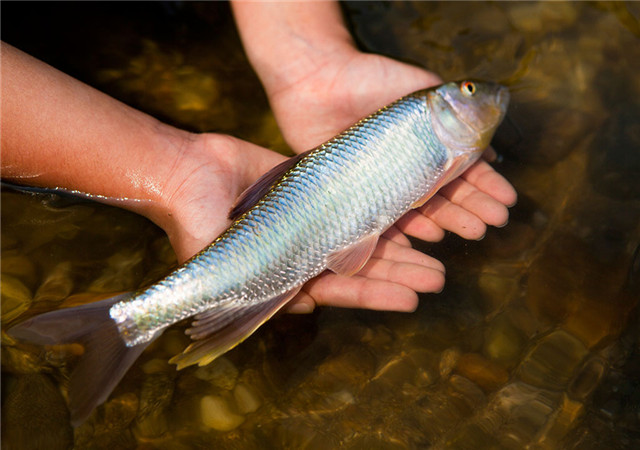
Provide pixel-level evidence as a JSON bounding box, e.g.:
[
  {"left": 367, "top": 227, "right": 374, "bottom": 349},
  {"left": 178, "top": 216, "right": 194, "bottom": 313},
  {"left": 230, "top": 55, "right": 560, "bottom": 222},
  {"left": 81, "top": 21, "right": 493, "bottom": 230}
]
[
  {"left": 517, "top": 330, "right": 589, "bottom": 391},
  {"left": 506, "top": 1, "right": 578, "bottom": 34},
  {"left": 1, "top": 250, "right": 37, "bottom": 287},
  {"left": 1, "top": 374, "right": 73, "bottom": 450},
  {"left": 483, "top": 313, "right": 527, "bottom": 367},
  {"left": 193, "top": 356, "right": 239, "bottom": 390},
  {"left": 200, "top": 395, "right": 245, "bottom": 431},
  {"left": 233, "top": 383, "right": 262, "bottom": 414},
  {"left": 455, "top": 353, "right": 510, "bottom": 392},
  {"left": 1, "top": 275, "right": 32, "bottom": 325},
  {"left": 33, "top": 261, "right": 73, "bottom": 304},
  {"left": 439, "top": 347, "right": 461, "bottom": 378}
]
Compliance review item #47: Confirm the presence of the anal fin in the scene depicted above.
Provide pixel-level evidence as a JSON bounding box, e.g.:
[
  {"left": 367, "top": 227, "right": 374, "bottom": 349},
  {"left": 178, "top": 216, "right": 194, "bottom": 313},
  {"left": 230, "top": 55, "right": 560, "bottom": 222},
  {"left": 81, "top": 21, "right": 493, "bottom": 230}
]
[{"left": 169, "top": 286, "right": 302, "bottom": 370}]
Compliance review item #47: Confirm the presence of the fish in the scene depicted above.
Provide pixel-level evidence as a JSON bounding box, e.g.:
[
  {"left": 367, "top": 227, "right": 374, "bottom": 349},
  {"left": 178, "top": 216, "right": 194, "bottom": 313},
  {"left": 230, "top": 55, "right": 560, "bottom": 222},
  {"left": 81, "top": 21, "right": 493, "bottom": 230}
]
[{"left": 8, "top": 80, "right": 510, "bottom": 425}]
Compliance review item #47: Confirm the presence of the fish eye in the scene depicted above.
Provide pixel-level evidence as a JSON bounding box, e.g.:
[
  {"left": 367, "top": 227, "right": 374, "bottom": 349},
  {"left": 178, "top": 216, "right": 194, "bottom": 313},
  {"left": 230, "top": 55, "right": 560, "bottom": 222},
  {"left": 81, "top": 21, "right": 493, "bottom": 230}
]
[{"left": 461, "top": 81, "right": 476, "bottom": 97}]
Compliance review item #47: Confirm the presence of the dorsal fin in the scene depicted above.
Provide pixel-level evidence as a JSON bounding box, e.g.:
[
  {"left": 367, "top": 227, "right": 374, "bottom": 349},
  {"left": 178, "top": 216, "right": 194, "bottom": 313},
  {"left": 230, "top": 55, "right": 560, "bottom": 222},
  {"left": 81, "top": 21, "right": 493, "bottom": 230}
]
[{"left": 228, "top": 150, "right": 313, "bottom": 220}]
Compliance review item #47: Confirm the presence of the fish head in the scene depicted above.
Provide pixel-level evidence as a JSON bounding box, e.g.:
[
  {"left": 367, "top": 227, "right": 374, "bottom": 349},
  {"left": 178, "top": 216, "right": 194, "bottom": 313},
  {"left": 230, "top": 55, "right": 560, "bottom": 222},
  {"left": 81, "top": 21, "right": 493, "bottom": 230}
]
[{"left": 428, "top": 80, "right": 509, "bottom": 160}]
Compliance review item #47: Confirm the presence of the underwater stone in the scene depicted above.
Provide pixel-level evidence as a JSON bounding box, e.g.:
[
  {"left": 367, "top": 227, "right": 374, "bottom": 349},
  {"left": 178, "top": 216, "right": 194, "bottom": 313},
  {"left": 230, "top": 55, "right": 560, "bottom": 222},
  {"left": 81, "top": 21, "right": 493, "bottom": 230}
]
[
  {"left": 483, "top": 313, "right": 527, "bottom": 368},
  {"left": 455, "top": 353, "right": 510, "bottom": 392},
  {"left": 371, "top": 354, "right": 417, "bottom": 386},
  {"left": 33, "top": 261, "right": 73, "bottom": 304},
  {"left": 517, "top": 330, "right": 588, "bottom": 391},
  {"left": 193, "top": 356, "right": 239, "bottom": 390},
  {"left": 535, "top": 394, "right": 584, "bottom": 448},
  {"left": 135, "top": 372, "right": 175, "bottom": 439},
  {"left": 1, "top": 250, "right": 37, "bottom": 286},
  {"left": 477, "top": 264, "right": 521, "bottom": 313},
  {"left": 491, "top": 381, "right": 562, "bottom": 447},
  {"left": 1, "top": 274, "right": 32, "bottom": 325},
  {"left": 162, "top": 328, "right": 191, "bottom": 357},
  {"left": 1, "top": 373, "right": 73, "bottom": 450},
  {"left": 74, "top": 393, "right": 138, "bottom": 449},
  {"left": 440, "top": 347, "right": 461, "bottom": 378},
  {"left": 142, "top": 357, "right": 173, "bottom": 375},
  {"left": 506, "top": 1, "right": 578, "bottom": 34},
  {"left": 200, "top": 395, "right": 245, "bottom": 431},
  {"left": 87, "top": 249, "right": 145, "bottom": 293},
  {"left": 135, "top": 410, "right": 169, "bottom": 439},
  {"left": 567, "top": 356, "right": 607, "bottom": 402},
  {"left": 233, "top": 383, "right": 262, "bottom": 414}
]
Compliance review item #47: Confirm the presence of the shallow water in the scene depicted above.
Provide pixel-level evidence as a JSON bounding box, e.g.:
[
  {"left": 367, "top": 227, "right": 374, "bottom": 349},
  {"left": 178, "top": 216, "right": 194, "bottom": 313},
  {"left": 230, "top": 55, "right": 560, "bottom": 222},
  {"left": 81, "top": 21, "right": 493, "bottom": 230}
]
[{"left": 2, "top": 2, "right": 640, "bottom": 449}]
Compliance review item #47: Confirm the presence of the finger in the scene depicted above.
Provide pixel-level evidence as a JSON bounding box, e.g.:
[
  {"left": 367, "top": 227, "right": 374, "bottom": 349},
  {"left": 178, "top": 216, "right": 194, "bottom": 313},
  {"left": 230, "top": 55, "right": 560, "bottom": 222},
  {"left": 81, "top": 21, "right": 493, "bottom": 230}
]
[
  {"left": 394, "top": 209, "right": 446, "bottom": 243},
  {"left": 439, "top": 177, "right": 510, "bottom": 228},
  {"left": 371, "top": 238, "right": 445, "bottom": 273},
  {"left": 418, "top": 194, "right": 487, "bottom": 241},
  {"left": 382, "top": 226, "right": 411, "bottom": 247},
  {"left": 356, "top": 257, "right": 445, "bottom": 293},
  {"left": 481, "top": 146, "right": 497, "bottom": 162},
  {"left": 289, "top": 272, "right": 421, "bottom": 313},
  {"left": 462, "top": 159, "right": 517, "bottom": 207}
]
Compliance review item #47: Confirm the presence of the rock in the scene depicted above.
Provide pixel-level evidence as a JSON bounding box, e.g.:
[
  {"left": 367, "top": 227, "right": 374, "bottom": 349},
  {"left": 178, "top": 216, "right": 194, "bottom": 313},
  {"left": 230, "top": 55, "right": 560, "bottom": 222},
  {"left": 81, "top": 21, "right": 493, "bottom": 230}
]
[
  {"left": 193, "top": 356, "right": 238, "bottom": 390},
  {"left": 233, "top": 383, "right": 262, "bottom": 414},
  {"left": 1, "top": 274, "right": 32, "bottom": 325},
  {"left": 1, "top": 374, "right": 73, "bottom": 450},
  {"left": 200, "top": 395, "right": 245, "bottom": 431}
]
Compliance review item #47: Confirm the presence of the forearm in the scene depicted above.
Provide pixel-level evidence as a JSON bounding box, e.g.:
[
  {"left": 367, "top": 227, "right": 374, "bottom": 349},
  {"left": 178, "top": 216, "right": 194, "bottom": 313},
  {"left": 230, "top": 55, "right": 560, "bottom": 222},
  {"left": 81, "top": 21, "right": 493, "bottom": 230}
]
[
  {"left": 231, "top": 0, "right": 356, "bottom": 95},
  {"left": 1, "top": 42, "right": 190, "bottom": 224}
]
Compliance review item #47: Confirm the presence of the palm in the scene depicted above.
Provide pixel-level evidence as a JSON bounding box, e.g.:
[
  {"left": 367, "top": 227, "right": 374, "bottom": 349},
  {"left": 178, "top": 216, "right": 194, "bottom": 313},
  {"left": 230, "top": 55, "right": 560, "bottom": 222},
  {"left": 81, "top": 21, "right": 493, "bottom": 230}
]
[
  {"left": 161, "top": 136, "right": 286, "bottom": 263},
  {"left": 269, "top": 52, "right": 443, "bottom": 152}
]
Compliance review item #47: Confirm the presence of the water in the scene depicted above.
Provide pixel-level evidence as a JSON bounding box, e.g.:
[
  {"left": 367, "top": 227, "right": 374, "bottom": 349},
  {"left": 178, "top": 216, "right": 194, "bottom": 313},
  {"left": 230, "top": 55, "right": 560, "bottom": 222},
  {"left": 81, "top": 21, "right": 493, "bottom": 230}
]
[{"left": 2, "top": 2, "right": 639, "bottom": 448}]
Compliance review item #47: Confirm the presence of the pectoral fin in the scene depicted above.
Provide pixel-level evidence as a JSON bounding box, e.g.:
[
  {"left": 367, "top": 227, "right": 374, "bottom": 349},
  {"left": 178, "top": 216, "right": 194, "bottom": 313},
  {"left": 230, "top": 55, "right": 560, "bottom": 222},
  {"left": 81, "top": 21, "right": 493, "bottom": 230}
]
[
  {"left": 410, "top": 156, "right": 468, "bottom": 209},
  {"left": 169, "top": 286, "right": 301, "bottom": 370},
  {"left": 326, "top": 234, "right": 379, "bottom": 276}
]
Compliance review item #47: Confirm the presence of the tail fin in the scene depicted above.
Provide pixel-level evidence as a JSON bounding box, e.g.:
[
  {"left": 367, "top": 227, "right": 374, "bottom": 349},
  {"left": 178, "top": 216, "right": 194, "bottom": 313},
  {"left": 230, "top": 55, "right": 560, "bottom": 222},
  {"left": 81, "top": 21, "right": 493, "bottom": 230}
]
[{"left": 7, "top": 293, "right": 157, "bottom": 426}]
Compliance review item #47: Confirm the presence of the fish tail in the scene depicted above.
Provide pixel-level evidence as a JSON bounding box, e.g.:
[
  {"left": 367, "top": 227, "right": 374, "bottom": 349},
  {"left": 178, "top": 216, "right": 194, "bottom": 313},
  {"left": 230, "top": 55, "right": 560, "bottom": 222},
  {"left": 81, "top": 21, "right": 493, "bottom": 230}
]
[{"left": 7, "top": 293, "right": 157, "bottom": 426}]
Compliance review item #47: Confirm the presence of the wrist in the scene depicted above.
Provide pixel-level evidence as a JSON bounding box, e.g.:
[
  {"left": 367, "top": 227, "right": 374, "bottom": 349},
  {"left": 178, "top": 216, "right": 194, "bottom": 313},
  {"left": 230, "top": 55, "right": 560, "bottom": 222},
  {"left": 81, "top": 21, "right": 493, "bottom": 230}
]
[
  {"left": 231, "top": 0, "right": 358, "bottom": 97},
  {"left": 146, "top": 132, "right": 244, "bottom": 260},
  {"left": 139, "top": 126, "right": 203, "bottom": 238}
]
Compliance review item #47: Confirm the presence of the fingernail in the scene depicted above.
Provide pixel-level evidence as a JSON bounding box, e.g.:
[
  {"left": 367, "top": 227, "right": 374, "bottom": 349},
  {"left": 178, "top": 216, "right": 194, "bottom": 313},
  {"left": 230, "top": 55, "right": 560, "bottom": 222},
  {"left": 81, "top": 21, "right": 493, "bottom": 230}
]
[
  {"left": 496, "top": 219, "right": 509, "bottom": 229},
  {"left": 286, "top": 303, "right": 315, "bottom": 314},
  {"left": 475, "top": 233, "right": 486, "bottom": 241}
]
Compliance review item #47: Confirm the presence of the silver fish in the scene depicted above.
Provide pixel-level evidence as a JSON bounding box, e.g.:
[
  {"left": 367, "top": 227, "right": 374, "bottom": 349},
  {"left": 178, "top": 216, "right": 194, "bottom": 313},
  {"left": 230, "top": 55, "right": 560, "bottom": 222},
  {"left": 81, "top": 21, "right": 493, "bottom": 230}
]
[{"left": 9, "top": 80, "right": 509, "bottom": 424}]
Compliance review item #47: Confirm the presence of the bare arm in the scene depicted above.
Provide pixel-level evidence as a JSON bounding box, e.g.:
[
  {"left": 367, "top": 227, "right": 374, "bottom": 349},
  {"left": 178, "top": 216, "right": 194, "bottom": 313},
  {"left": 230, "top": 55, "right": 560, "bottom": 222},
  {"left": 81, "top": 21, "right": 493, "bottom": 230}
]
[
  {"left": 0, "top": 42, "right": 281, "bottom": 259},
  {"left": 231, "top": 1, "right": 356, "bottom": 97},
  {"left": 1, "top": 43, "right": 186, "bottom": 225}
]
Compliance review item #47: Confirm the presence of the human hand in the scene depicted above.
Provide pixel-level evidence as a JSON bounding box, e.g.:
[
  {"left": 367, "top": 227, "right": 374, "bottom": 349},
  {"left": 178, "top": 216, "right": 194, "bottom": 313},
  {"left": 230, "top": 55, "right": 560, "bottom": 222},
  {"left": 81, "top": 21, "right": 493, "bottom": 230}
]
[{"left": 263, "top": 51, "right": 517, "bottom": 312}]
